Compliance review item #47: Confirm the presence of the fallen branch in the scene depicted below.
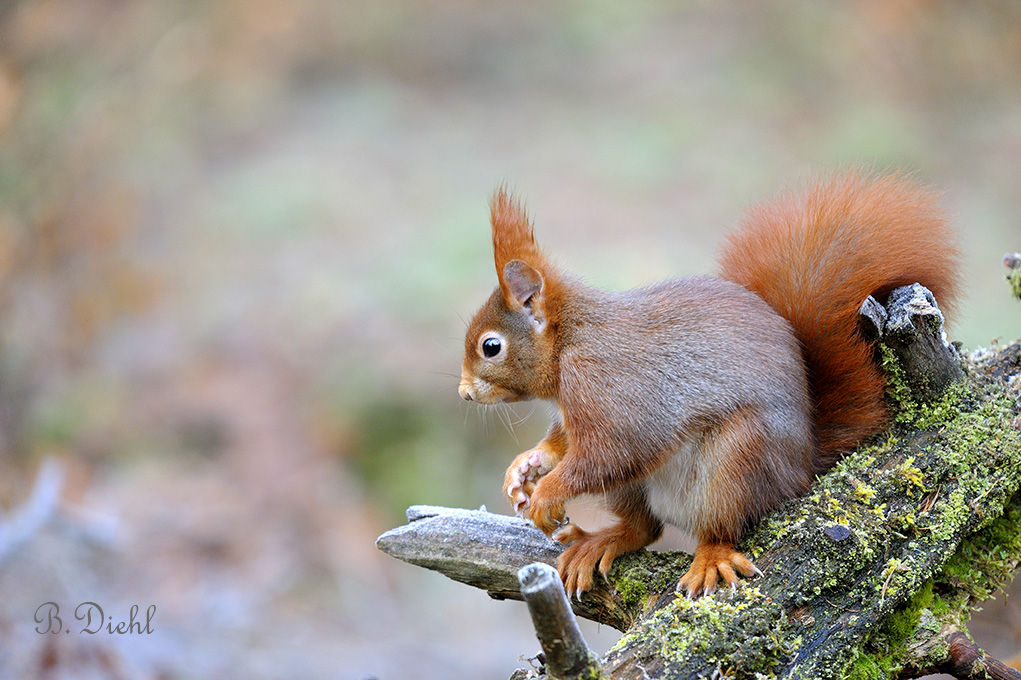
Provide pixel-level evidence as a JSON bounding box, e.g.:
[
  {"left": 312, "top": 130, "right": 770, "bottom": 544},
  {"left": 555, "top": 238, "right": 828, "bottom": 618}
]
[{"left": 379, "top": 284, "right": 1021, "bottom": 679}]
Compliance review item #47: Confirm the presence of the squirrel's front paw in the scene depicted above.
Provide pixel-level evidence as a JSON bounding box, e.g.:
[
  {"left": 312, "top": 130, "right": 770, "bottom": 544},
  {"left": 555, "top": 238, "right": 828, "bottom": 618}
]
[
  {"left": 527, "top": 478, "right": 567, "bottom": 536},
  {"left": 503, "top": 444, "right": 559, "bottom": 517}
]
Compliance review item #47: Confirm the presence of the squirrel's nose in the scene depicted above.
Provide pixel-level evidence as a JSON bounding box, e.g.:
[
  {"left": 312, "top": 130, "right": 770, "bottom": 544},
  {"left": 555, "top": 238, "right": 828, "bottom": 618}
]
[{"left": 458, "top": 381, "right": 474, "bottom": 401}]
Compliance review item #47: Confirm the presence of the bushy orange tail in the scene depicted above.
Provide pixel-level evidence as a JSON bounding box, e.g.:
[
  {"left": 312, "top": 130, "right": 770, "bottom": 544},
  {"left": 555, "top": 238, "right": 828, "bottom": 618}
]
[{"left": 719, "top": 172, "right": 961, "bottom": 467}]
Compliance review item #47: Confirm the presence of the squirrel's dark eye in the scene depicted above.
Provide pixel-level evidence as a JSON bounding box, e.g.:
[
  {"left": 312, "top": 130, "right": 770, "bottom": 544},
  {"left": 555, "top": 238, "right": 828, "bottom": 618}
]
[{"left": 482, "top": 337, "right": 502, "bottom": 358}]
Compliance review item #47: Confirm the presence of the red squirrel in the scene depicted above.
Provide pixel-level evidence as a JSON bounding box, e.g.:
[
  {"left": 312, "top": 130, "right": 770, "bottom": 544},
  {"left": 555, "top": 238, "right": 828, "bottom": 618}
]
[{"left": 458, "top": 172, "right": 960, "bottom": 597}]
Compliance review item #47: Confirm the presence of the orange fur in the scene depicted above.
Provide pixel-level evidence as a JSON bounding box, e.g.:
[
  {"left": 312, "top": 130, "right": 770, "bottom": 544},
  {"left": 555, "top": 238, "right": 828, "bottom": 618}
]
[
  {"left": 699, "top": 406, "right": 808, "bottom": 542},
  {"left": 718, "top": 172, "right": 960, "bottom": 467}
]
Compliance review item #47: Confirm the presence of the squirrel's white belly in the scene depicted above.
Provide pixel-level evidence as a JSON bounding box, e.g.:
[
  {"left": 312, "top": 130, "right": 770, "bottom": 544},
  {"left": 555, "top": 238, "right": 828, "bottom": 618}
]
[{"left": 643, "top": 440, "right": 707, "bottom": 534}]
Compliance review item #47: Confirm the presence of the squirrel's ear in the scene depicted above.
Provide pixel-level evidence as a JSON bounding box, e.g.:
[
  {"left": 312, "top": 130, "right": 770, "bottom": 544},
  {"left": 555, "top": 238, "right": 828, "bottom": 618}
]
[{"left": 503, "top": 259, "right": 546, "bottom": 332}]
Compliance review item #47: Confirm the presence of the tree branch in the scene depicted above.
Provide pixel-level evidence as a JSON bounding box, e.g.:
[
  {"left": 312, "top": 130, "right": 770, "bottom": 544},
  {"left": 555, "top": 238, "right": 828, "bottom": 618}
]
[
  {"left": 378, "top": 284, "right": 1021, "bottom": 679},
  {"left": 518, "top": 562, "right": 604, "bottom": 680},
  {"left": 376, "top": 505, "right": 637, "bottom": 631},
  {"left": 937, "top": 632, "right": 1021, "bottom": 680}
]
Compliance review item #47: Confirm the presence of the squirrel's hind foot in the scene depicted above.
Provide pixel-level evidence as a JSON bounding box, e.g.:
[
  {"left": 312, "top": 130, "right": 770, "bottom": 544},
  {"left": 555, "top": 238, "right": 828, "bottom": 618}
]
[
  {"left": 677, "top": 541, "right": 762, "bottom": 598},
  {"left": 554, "top": 519, "right": 660, "bottom": 599}
]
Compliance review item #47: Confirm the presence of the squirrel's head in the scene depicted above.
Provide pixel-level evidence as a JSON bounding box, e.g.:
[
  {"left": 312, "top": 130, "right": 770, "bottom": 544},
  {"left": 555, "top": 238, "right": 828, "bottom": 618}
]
[{"left": 459, "top": 190, "right": 561, "bottom": 404}]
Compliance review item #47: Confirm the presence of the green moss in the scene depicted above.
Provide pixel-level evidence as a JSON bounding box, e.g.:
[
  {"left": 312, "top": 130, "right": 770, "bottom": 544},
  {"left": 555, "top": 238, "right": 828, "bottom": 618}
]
[
  {"left": 910, "top": 380, "right": 973, "bottom": 430},
  {"left": 876, "top": 558, "right": 909, "bottom": 598},
  {"left": 613, "top": 570, "right": 649, "bottom": 610},
  {"left": 854, "top": 481, "right": 878, "bottom": 503},
  {"left": 885, "top": 581, "right": 930, "bottom": 638},
  {"left": 844, "top": 650, "right": 886, "bottom": 680},
  {"left": 842, "top": 580, "right": 944, "bottom": 679},
  {"left": 928, "top": 592, "right": 951, "bottom": 617},
  {"left": 835, "top": 361, "right": 1021, "bottom": 679},
  {"left": 879, "top": 343, "right": 918, "bottom": 421},
  {"left": 895, "top": 457, "right": 926, "bottom": 496},
  {"left": 1007, "top": 264, "right": 1021, "bottom": 301},
  {"left": 938, "top": 501, "right": 1021, "bottom": 601},
  {"left": 878, "top": 342, "right": 977, "bottom": 431},
  {"left": 923, "top": 385, "right": 1021, "bottom": 544},
  {"left": 880, "top": 371, "right": 1021, "bottom": 547},
  {"left": 578, "top": 655, "right": 606, "bottom": 680},
  {"left": 609, "top": 550, "right": 691, "bottom": 613},
  {"left": 609, "top": 586, "right": 797, "bottom": 678}
]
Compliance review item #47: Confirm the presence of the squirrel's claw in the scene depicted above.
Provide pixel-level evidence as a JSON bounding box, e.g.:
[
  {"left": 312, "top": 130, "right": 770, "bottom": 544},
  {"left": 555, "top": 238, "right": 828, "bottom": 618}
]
[
  {"left": 506, "top": 477, "right": 529, "bottom": 516},
  {"left": 677, "top": 541, "right": 760, "bottom": 599}
]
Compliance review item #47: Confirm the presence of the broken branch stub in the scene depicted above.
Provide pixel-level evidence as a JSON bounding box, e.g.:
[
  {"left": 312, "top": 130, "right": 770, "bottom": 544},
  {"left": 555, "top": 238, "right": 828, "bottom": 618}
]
[
  {"left": 860, "top": 283, "right": 964, "bottom": 401},
  {"left": 518, "top": 563, "right": 603, "bottom": 680}
]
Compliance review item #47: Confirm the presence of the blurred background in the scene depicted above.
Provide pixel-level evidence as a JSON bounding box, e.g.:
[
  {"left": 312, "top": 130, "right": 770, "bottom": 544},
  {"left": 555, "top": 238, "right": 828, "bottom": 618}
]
[{"left": 0, "top": 1, "right": 1019, "bottom": 678}]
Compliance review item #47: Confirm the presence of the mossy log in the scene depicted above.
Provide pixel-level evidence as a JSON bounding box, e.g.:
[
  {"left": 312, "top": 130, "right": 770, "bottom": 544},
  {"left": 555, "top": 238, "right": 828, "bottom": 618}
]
[{"left": 377, "top": 288, "right": 1021, "bottom": 680}]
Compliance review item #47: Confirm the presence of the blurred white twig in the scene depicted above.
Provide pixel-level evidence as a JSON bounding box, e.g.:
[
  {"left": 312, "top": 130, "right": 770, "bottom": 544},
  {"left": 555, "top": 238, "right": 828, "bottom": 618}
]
[{"left": 0, "top": 457, "right": 65, "bottom": 565}]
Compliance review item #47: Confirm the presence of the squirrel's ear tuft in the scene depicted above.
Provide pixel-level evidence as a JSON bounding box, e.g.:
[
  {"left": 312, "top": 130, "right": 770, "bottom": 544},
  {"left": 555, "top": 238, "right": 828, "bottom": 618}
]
[{"left": 490, "top": 188, "right": 547, "bottom": 290}]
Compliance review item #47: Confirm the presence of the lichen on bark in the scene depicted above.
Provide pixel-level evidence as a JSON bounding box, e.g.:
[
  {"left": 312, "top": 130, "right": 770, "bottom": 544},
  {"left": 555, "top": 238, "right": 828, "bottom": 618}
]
[{"left": 600, "top": 338, "right": 1021, "bottom": 680}]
